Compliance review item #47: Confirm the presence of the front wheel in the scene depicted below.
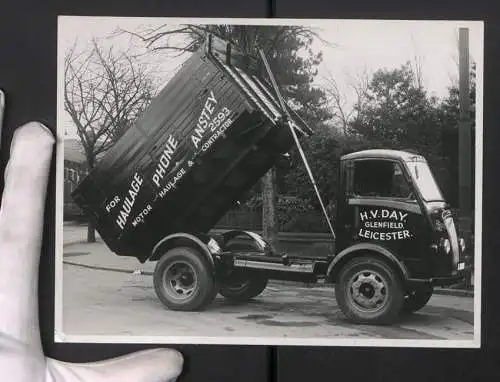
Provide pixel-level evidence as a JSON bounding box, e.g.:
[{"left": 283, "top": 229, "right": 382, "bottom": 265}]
[
  {"left": 402, "top": 284, "right": 433, "bottom": 314},
  {"left": 335, "top": 256, "right": 404, "bottom": 325},
  {"left": 153, "top": 246, "right": 217, "bottom": 311}
]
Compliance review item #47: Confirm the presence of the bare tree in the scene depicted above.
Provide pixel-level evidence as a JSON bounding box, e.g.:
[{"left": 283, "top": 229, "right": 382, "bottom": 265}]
[
  {"left": 348, "top": 68, "right": 371, "bottom": 109},
  {"left": 410, "top": 34, "right": 425, "bottom": 89},
  {"left": 323, "top": 75, "right": 352, "bottom": 135},
  {"left": 323, "top": 68, "right": 370, "bottom": 135},
  {"left": 116, "top": 23, "right": 336, "bottom": 59},
  {"left": 64, "top": 38, "right": 155, "bottom": 242}
]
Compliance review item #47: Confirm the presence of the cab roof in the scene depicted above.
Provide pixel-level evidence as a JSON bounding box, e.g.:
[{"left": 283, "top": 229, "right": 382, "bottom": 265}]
[{"left": 340, "top": 149, "right": 426, "bottom": 162}]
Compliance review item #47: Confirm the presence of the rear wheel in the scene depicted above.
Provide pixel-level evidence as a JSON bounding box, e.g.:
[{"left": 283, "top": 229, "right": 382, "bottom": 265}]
[
  {"left": 219, "top": 238, "right": 269, "bottom": 302},
  {"left": 402, "top": 284, "right": 433, "bottom": 314},
  {"left": 219, "top": 271, "right": 268, "bottom": 302},
  {"left": 335, "top": 256, "right": 404, "bottom": 325},
  {"left": 153, "top": 246, "right": 217, "bottom": 311}
]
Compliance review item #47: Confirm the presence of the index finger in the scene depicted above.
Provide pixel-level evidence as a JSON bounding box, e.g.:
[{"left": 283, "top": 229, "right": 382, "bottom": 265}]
[{"left": 0, "top": 121, "right": 55, "bottom": 349}]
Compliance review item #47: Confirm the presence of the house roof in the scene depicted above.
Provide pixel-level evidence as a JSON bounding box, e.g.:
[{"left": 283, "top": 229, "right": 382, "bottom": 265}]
[{"left": 64, "top": 138, "right": 86, "bottom": 164}]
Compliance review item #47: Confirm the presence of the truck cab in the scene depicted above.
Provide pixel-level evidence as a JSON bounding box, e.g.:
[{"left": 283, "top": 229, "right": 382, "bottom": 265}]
[
  {"left": 327, "top": 149, "right": 469, "bottom": 323},
  {"left": 193, "top": 148, "right": 470, "bottom": 325}
]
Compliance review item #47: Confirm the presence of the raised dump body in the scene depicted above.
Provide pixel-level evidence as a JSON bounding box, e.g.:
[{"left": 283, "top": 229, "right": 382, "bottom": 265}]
[{"left": 71, "top": 34, "right": 311, "bottom": 262}]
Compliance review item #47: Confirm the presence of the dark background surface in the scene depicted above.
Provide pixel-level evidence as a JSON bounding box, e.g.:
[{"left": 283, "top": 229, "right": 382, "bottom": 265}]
[{"left": 0, "top": 0, "right": 499, "bottom": 381}]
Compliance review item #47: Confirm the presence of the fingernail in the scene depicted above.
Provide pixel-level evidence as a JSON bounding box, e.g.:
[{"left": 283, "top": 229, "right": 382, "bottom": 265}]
[
  {"left": 25, "top": 121, "right": 57, "bottom": 141},
  {"left": 13, "top": 121, "right": 55, "bottom": 144}
]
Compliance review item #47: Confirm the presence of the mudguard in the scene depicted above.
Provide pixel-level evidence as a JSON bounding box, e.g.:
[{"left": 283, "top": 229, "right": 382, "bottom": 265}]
[
  {"left": 219, "top": 230, "right": 268, "bottom": 252},
  {"left": 327, "top": 242, "right": 410, "bottom": 282},
  {"left": 149, "top": 232, "right": 215, "bottom": 269}
]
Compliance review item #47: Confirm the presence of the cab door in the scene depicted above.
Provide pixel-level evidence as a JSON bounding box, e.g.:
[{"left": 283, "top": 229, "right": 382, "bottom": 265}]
[{"left": 341, "top": 158, "right": 429, "bottom": 276}]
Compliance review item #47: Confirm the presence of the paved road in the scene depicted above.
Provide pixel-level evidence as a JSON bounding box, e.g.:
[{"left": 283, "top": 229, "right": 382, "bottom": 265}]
[{"left": 61, "top": 263, "right": 474, "bottom": 341}]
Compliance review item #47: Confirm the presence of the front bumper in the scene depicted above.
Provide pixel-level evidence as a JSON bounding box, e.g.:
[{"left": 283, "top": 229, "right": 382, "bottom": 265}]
[{"left": 407, "top": 263, "right": 472, "bottom": 287}]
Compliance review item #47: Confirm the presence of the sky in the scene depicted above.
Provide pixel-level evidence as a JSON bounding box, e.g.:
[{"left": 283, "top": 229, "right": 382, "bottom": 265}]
[{"left": 58, "top": 17, "right": 483, "bottom": 139}]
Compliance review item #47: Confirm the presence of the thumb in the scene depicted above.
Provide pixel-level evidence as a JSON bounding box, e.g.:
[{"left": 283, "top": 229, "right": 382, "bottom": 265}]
[{"left": 47, "top": 348, "right": 184, "bottom": 382}]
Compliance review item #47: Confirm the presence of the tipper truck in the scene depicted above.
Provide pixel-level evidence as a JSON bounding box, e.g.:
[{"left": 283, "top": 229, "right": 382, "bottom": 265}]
[{"left": 71, "top": 34, "right": 471, "bottom": 325}]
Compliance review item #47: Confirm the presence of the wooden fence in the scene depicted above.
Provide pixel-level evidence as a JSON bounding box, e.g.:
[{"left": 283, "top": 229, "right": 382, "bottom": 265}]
[{"left": 214, "top": 209, "right": 331, "bottom": 233}]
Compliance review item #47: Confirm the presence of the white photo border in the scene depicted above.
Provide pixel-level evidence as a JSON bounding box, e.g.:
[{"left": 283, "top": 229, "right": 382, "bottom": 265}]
[{"left": 55, "top": 16, "right": 484, "bottom": 348}]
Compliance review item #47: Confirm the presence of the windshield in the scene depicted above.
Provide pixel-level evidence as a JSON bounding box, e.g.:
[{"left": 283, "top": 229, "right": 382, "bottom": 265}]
[{"left": 406, "top": 159, "right": 444, "bottom": 202}]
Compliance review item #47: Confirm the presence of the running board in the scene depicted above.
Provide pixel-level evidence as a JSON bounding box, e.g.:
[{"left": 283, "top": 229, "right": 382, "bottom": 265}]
[{"left": 233, "top": 259, "right": 316, "bottom": 273}]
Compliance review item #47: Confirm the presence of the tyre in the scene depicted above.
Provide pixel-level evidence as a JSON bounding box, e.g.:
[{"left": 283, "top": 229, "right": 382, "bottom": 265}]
[
  {"left": 401, "top": 284, "right": 433, "bottom": 314},
  {"left": 153, "top": 246, "right": 217, "bottom": 311},
  {"left": 219, "top": 271, "right": 268, "bottom": 302},
  {"left": 219, "top": 237, "right": 268, "bottom": 302},
  {"left": 335, "top": 256, "right": 404, "bottom": 325}
]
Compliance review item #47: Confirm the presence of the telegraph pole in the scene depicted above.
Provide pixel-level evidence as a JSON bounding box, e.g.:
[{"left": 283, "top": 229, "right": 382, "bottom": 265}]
[{"left": 458, "top": 27, "right": 473, "bottom": 286}]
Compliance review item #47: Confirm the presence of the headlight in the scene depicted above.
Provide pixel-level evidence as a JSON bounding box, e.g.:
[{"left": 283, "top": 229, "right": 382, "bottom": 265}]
[
  {"left": 434, "top": 219, "right": 445, "bottom": 232},
  {"left": 441, "top": 238, "right": 451, "bottom": 254},
  {"left": 207, "top": 238, "right": 221, "bottom": 254},
  {"left": 459, "top": 237, "right": 466, "bottom": 252}
]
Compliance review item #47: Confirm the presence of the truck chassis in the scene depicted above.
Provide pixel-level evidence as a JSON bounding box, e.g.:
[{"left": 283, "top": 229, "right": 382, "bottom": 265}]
[{"left": 149, "top": 229, "right": 463, "bottom": 325}]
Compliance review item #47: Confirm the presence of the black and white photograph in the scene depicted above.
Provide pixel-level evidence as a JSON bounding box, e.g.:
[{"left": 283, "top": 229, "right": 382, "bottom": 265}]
[{"left": 56, "top": 16, "right": 483, "bottom": 347}]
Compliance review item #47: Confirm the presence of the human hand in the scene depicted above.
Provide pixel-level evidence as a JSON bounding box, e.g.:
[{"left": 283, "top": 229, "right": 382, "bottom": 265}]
[{"left": 0, "top": 89, "right": 184, "bottom": 382}]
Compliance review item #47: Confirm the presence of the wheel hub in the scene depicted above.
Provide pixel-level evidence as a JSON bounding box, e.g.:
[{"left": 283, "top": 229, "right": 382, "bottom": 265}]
[
  {"left": 163, "top": 261, "right": 198, "bottom": 300},
  {"left": 349, "top": 271, "right": 388, "bottom": 310}
]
